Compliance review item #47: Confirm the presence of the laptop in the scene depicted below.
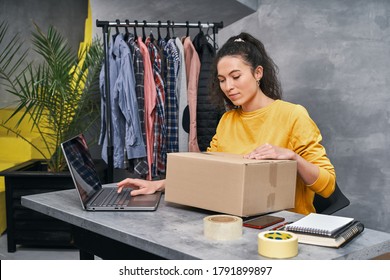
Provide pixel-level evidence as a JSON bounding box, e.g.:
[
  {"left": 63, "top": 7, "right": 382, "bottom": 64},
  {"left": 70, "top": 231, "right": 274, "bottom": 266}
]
[{"left": 61, "top": 133, "right": 161, "bottom": 211}]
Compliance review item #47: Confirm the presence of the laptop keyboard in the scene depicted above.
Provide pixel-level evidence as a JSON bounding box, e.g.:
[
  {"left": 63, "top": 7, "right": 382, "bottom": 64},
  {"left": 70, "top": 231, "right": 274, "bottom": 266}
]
[{"left": 90, "top": 188, "right": 131, "bottom": 207}]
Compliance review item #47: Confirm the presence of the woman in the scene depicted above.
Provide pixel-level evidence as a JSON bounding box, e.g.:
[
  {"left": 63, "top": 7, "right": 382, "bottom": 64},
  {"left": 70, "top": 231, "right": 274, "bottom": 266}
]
[{"left": 117, "top": 32, "right": 335, "bottom": 214}]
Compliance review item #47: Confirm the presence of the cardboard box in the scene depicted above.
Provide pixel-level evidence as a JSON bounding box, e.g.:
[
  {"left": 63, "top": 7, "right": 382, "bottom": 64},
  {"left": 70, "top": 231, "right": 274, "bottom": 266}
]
[{"left": 165, "top": 152, "right": 297, "bottom": 217}]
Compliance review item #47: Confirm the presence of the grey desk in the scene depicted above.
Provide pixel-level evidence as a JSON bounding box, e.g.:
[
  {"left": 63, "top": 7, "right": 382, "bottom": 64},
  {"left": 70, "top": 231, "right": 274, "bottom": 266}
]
[{"left": 21, "top": 189, "right": 390, "bottom": 260}]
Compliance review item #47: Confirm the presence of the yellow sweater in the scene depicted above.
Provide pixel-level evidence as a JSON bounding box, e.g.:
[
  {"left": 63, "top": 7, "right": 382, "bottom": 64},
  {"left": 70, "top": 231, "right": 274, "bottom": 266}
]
[{"left": 207, "top": 100, "right": 336, "bottom": 214}]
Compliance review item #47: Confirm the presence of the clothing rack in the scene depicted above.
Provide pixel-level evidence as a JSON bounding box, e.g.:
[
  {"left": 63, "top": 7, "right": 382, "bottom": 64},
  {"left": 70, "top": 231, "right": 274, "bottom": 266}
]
[{"left": 96, "top": 19, "right": 223, "bottom": 182}]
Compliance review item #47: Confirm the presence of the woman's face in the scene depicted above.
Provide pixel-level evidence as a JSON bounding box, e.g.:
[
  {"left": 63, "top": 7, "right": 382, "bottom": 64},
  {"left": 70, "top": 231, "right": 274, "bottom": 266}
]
[{"left": 217, "top": 55, "right": 263, "bottom": 111}]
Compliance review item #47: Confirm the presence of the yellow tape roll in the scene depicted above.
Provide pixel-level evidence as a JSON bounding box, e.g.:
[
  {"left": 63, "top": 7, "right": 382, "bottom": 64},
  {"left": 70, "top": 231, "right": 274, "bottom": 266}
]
[
  {"left": 203, "top": 215, "right": 243, "bottom": 241},
  {"left": 258, "top": 230, "right": 298, "bottom": 259}
]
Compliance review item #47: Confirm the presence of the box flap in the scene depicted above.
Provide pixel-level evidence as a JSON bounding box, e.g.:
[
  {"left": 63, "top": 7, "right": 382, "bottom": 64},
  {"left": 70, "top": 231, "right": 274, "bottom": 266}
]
[{"left": 169, "top": 152, "right": 291, "bottom": 165}]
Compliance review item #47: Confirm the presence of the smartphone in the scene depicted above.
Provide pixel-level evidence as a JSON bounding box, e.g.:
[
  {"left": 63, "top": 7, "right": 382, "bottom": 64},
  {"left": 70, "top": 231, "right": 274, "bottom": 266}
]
[{"left": 243, "top": 215, "right": 285, "bottom": 229}]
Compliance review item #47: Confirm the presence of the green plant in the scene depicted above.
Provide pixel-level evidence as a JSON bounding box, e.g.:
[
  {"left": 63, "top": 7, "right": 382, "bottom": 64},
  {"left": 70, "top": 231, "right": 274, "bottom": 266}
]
[{"left": 0, "top": 21, "right": 103, "bottom": 172}]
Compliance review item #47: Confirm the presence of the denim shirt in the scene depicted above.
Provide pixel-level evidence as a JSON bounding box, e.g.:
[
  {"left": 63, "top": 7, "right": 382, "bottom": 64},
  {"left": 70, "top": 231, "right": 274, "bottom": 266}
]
[{"left": 99, "top": 34, "right": 146, "bottom": 168}]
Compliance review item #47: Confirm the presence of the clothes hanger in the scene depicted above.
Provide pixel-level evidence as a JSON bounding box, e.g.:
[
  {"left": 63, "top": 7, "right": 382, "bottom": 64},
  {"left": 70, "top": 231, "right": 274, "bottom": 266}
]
[
  {"left": 207, "top": 24, "right": 219, "bottom": 50},
  {"left": 142, "top": 20, "right": 147, "bottom": 42},
  {"left": 124, "top": 19, "right": 130, "bottom": 42},
  {"left": 149, "top": 28, "right": 155, "bottom": 43},
  {"left": 186, "top": 21, "right": 190, "bottom": 38},
  {"left": 133, "top": 20, "right": 138, "bottom": 40},
  {"left": 113, "top": 19, "right": 120, "bottom": 40},
  {"left": 205, "top": 24, "right": 214, "bottom": 43},
  {"left": 171, "top": 21, "right": 176, "bottom": 39},
  {"left": 157, "top": 21, "right": 162, "bottom": 41},
  {"left": 198, "top": 21, "right": 203, "bottom": 35},
  {"left": 165, "top": 20, "right": 171, "bottom": 42},
  {"left": 198, "top": 22, "right": 219, "bottom": 50}
]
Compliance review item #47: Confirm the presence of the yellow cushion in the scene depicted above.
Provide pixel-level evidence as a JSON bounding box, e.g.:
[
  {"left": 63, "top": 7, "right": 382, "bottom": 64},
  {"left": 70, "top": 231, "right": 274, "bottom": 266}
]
[
  {"left": 0, "top": 161, "right": 18, "bottom": 191},
  {"left": 0, "top": 161, "right": 18, "bottom": 235},
  {"left": 0, "top": 190, "right": 5, "bottom": 235}
]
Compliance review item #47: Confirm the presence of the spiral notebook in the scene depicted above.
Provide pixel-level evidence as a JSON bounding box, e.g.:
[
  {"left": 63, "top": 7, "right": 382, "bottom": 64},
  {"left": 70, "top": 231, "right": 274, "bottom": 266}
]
[
  {"left": 285, "top": 213, "right": 354, "bottom": 237},
  {"left": 287, "top": 220, "right": 364, "bottom": 248}
]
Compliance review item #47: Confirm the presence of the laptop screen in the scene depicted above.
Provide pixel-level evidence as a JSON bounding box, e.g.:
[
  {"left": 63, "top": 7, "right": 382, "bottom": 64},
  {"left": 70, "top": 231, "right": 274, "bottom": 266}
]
[{"left": 61, "top": 134, "right": 102, "bottom": 205}]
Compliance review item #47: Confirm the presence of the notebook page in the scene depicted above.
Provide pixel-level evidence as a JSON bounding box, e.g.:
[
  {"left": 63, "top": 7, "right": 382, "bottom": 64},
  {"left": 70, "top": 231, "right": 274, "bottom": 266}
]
[{"left": 285, "top": 213, "right": 354, "bottom": 236}]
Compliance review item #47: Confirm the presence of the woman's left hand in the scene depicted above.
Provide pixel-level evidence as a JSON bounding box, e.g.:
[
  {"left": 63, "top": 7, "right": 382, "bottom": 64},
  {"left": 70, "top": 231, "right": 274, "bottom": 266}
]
[{"left": 244, "top": 143, "right": 297, "bottom": 160}]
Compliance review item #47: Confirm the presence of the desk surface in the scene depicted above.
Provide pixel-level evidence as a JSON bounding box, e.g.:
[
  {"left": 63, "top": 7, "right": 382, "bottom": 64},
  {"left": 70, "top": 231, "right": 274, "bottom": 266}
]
[{"left": 21, "top": 189, "right": 390, "bottom": 260}]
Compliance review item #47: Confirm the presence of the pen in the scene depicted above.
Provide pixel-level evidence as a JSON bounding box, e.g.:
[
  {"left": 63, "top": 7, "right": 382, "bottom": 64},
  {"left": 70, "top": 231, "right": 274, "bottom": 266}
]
[{"left": 271, "top": 221, "right": 292, "bottom": 230}]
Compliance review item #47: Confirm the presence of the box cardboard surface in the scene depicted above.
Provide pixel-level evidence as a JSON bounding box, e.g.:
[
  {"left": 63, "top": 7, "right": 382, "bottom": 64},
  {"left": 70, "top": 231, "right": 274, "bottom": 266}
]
[{"left": 165, "top": 152, "right": 297, "bottom": 217}]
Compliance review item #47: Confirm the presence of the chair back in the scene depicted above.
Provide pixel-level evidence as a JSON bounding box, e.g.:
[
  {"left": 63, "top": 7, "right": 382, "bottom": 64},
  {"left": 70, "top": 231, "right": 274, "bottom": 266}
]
[{"left": 313, "top": 182, "right": 350, "bottom": 215}]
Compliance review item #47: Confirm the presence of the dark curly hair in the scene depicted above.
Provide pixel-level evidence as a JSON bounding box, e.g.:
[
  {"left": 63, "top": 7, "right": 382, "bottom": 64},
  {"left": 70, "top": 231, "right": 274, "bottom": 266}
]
[{"left": 209, "top": 32, "right": 282, "bottom": 109}]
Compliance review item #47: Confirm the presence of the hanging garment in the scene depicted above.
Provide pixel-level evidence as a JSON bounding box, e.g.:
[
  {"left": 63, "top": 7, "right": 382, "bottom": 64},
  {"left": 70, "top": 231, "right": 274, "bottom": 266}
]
[
  {"left": 175, "top": 37, "right": 189, "bottom": 152},
  {"left": 158, "top": 38, "right": 167, "bottom": 84},
  {"left": 126, "top": 35, "right": 149, "bottom": 177},
  {"left": 138, "top": 36, "right": 158, "bottom": 180},
  {"left": 192, "top": 31, "right": 224, "bottom": 151},
  {"left": 163, "top": 39, "right": 180, "bottom": 154},
  {"left": 99, "top": 33, "right": 146, "bottom": 168},
  {"left": 99, "top": 34, "right": 118, "bottom": 157},
  {"left": 147, "top": 38, "right": 167, "bottom": 177},
  {"left": 183, "top": 36, "right": 201, "bottom": 152},
  {"left": 99, "top": 34, "right": 126, "bottom": 168}
]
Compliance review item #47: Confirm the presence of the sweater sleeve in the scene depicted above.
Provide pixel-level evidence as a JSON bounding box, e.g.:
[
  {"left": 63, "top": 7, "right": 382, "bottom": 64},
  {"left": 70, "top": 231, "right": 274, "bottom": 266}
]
[
  {"left": 289, "top": 105, "right": 336, "bottom": 198},
  {"left": 207, "top": 134, "right": 218, "bottom": 152}
]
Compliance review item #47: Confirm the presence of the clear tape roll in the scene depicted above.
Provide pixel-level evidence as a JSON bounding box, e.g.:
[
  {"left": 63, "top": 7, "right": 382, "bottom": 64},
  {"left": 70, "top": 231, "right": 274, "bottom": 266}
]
[
  {"left": 258, "top": 230, "right": 298, "bottom": 259},
  {"left": 203, "top": 215, "right": 243, "bottom": 241}
]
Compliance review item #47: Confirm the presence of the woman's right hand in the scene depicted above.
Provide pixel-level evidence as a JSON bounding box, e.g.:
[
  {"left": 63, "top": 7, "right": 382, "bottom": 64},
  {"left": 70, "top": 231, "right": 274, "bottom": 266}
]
[{"left": 117, "top": 178, "right": 165, "bottom": 196}]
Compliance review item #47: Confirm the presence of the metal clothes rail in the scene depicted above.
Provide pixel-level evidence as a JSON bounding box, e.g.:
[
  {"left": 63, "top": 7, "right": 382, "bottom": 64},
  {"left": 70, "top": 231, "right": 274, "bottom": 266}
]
[{"left": 96, "top": 19, "right": 223, "bottom": 182}]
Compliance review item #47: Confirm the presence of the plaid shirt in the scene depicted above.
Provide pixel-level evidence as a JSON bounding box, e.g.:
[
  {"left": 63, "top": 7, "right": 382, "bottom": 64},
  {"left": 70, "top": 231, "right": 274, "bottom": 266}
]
[
  {"left": 147, "top": 39, "right": 167, "bottom": 176},
  {"left": 127, "top": 35, "right": 149, "bottom": 176},
  {"left": 163, "top": 39, "right": 180, "bottom": 154}
]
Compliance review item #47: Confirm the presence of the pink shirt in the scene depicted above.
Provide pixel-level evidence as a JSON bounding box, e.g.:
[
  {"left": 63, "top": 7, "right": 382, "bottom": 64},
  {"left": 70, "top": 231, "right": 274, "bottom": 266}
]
[
  {"left": 183, "top": 37, "right": 201, "bottom": 152},
  {"left": 138, "top": 37, "right": 157, "bottom": 180}
]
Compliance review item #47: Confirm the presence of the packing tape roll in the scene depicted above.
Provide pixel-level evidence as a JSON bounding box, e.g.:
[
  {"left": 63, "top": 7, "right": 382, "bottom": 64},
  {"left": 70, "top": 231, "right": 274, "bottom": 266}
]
[
  {"left": 258, "top": 231, "right": 298, "bottom": 259},
  {"left": 203, "top": 215, "right": 243, "bottom": 241}
]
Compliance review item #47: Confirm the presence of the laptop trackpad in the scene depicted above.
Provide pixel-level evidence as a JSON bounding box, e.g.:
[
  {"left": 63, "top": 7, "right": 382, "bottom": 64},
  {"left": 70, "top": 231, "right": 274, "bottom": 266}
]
[{"left": 130, "top": 193, "right": 161, "bottom": 206}]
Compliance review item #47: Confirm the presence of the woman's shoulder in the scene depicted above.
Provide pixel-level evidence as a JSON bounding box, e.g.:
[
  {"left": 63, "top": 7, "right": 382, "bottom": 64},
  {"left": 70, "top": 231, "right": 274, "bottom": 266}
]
[
  {"left": 221, "top": 107, "right": 240, "bottom": 118},
  {"left": 276, "top": 100, "right": 309, "bottom": 116},
  {"left": 276, "top": 100, "right": 318, "bottom": 132}
]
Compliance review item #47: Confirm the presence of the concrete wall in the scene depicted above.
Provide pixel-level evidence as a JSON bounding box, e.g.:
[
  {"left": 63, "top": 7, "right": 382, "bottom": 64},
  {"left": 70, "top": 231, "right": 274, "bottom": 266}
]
[
  {"left": 219, "top": 0, "right": 390, "bottom": 232},
  {"left": 0, "top": 0, "right": 88, "bottom": 107}
]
